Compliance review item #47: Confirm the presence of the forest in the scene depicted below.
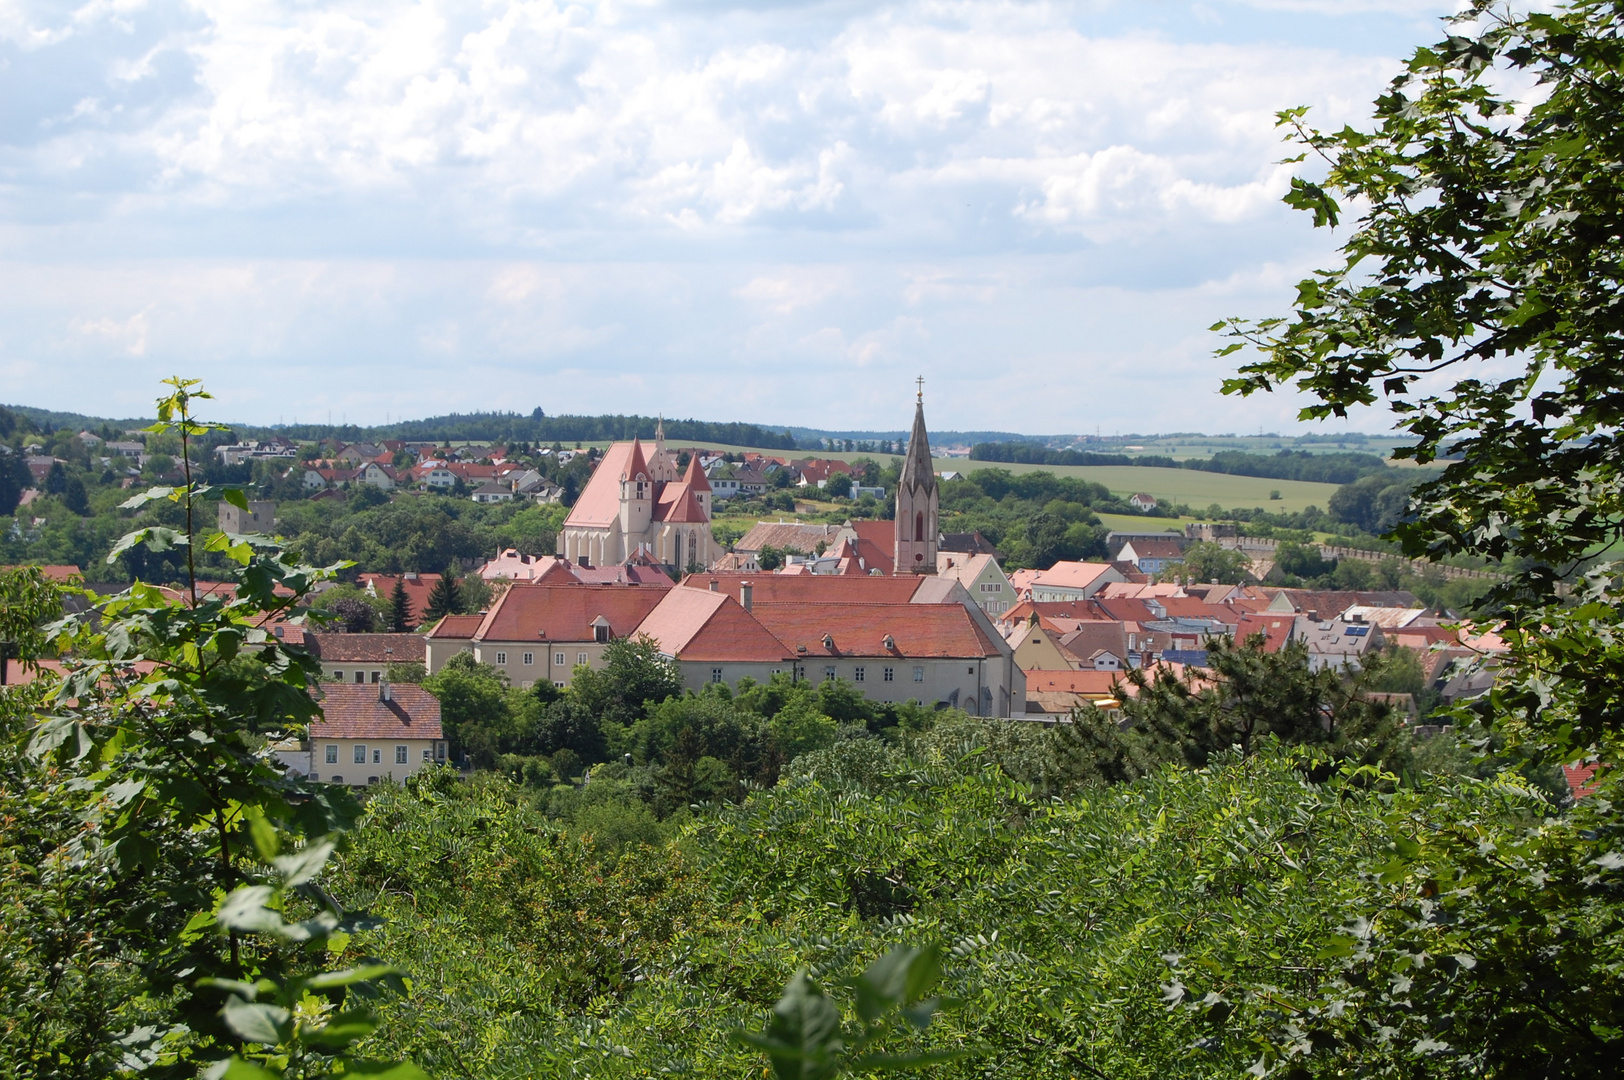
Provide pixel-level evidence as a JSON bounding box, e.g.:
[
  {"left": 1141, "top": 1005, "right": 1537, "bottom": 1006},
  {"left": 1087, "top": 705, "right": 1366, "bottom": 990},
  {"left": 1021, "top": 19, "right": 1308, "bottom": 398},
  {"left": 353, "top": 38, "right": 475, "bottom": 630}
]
[{"left": 4, "top": 4, "right": 1624, "bottom": 1079}]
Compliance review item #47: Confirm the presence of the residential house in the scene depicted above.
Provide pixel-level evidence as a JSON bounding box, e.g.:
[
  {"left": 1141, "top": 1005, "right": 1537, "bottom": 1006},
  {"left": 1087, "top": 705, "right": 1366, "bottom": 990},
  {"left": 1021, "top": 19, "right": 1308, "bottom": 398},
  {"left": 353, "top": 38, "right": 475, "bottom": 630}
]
[
  {"left": 425, "top": 584, "right": 669, "bottom": 687},
  {"left": 1128, "top": 493, "right": 1158, "bottom": 511},
  {"left": 1116, "top": 537, "right": 1186, "bottom": 575},
  {"left": 1295, "top": 614, "right": 1386, "bottom": 672},
  {"left": 309, "top": 633, "right": 428, "bottom": 684},
  {"left": 471, "top": 482, "right": 513, "bottom": 504},
  {"left": 358, "top": 462, "right": 397, "bottom": 490},
  {"left": 106, "top": 440, "right": 145, "bottom": 458},
  {"left": 1263, "top": 589, "right": 1420, "bottom": 618},
  {"left": 304, "top": 682, "right": 445, "bottom": 786},
  {"left": 936, "top": 552, "right": 1013, "bottom": 614},
  {"left": 357, "top": 572, "right": 442, "bottom": 626},
  {"left": 1010, "top": 561, "right": 1128, "bottom": 601}
]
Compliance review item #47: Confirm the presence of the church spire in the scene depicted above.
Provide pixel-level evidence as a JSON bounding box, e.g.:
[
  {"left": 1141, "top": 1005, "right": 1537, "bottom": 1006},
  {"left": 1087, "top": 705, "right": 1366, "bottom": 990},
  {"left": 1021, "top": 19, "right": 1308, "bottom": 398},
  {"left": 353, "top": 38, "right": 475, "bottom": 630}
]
[{"left": 899, "top": 378, "right": 935, "bottom": 495}]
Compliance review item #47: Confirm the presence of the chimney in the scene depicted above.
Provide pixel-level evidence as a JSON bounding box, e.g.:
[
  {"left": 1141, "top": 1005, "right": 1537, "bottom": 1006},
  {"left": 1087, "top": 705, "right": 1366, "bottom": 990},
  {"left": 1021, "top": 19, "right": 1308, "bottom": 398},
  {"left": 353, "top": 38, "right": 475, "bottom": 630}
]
[
  {"left": 740, "top": 581, "right": 753, "bottom": 612},
  {"left": 379, "top": 678, "right": 391, "bottom": 703}
]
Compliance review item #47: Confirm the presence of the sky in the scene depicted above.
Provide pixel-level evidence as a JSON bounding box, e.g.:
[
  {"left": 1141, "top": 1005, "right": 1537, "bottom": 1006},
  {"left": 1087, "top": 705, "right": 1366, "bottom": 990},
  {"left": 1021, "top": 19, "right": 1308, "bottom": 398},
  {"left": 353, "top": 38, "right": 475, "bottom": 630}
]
[{"left": 0, "top": 0, "right": 1465, "bottom": 434}]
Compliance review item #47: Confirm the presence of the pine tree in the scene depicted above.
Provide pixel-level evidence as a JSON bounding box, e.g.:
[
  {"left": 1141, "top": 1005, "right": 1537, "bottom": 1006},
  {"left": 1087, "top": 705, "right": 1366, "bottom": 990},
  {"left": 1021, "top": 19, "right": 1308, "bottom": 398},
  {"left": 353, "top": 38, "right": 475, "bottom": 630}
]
[
  {"left": 423, "top": 573, "right": 463, "bottom": 621},
  {"left": 389, "top": 577, "right": 413, "bottom": 631}
]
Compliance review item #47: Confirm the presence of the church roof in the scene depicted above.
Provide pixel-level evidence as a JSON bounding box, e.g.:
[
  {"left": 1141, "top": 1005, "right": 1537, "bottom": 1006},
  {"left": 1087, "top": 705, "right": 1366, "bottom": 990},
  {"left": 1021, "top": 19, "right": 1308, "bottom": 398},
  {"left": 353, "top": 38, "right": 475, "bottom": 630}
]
[
  {"left": 899, "top": 398, "right": 936, "bottom": 495},
  {"left": 683, "top": 453, "right": 711, "bottom": 493},
  {"left": 655, "top": 482, "right": 707, "bottom": 523},
  {"left": 565, "top": 442, "right": 637, "bottom": 528}
]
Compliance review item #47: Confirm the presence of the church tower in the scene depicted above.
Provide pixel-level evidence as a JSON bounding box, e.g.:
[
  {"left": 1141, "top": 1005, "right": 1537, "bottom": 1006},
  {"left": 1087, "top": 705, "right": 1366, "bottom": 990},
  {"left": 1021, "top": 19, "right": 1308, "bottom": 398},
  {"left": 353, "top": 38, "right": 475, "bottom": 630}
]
[{"left": 895, "top": 379, "right": 938, "bottom": 575}]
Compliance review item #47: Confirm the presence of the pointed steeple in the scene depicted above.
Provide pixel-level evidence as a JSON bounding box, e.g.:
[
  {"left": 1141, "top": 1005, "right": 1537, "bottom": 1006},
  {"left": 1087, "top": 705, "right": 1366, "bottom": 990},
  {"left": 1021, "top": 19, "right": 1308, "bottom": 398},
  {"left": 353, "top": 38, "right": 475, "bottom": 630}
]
[
  {"left": 684, "top": 451, "right": 711, "bottom": 492},
  {"left": 623, "top": 439, "right": 649, "bottom": 482},
  {"left": 899, "top": 382, "right": 935, "bottom": 495}
]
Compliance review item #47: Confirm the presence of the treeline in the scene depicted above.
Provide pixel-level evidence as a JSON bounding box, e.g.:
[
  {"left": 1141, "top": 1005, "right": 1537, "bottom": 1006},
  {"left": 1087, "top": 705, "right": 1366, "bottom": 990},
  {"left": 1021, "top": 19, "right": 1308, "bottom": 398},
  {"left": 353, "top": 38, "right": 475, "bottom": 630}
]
[
  {"left": 970, "top": 441, "right": 1391, "bottom": 484},
  {"left": 244, "top": 411, "right": 800, "bottom": 450}
]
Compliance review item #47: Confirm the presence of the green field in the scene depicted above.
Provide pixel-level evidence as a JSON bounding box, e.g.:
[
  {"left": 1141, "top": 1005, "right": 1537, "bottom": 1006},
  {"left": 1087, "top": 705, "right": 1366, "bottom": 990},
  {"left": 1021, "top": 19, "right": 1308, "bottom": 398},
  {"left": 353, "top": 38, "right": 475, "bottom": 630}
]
[
  {"left": 1092, "top": 512, "right": 1194, "bottom": 535},
  {"left": 575, "top": 439, "right": 1342, "bottom": 515}
]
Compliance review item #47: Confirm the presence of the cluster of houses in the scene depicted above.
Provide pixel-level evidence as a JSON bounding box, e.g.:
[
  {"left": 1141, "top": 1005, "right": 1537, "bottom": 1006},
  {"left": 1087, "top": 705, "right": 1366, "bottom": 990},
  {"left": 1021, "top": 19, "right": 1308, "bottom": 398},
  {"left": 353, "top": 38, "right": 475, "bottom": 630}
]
[{"left": 6, "top": 397, "right": 1510, "bottom": 791}]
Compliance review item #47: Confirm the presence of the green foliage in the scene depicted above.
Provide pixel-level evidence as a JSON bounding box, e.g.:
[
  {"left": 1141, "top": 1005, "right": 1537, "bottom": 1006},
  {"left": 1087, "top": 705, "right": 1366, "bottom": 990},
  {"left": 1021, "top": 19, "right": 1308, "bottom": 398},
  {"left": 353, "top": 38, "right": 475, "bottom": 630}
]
[
  {"left": 1172, "top": 540, "right": 1252, "bottom": 585},
  {"left": 0, "top": 378, "right": 418, "bottom": 1078},
  {"left": 420, "top": 574, "right": 462, "bottom": 622},
  {"left": 387, "top": 578, "right": 412, "bottom": 633}
]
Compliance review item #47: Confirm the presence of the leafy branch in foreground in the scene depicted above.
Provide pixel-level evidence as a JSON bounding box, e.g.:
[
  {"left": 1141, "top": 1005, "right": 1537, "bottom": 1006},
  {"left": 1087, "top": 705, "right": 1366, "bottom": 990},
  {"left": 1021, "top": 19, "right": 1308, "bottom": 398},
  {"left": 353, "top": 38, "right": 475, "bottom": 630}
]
[
  {"left": 7, "top": 378, "right": 423, "bottom": 1079},
  {"left": 733, "top": 945, "right": 966, "bottom": 1079}
]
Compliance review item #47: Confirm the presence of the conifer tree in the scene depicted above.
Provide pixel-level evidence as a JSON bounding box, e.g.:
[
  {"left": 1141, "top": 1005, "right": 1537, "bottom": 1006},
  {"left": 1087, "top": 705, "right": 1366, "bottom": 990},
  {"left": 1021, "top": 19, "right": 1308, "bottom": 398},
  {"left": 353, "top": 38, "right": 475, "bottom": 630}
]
[
  {"left": 390, "top": 577, "right": 413, "bottom": 631},
  {"left": 423, "top": 573, "right": 463, "bottom": 621}
]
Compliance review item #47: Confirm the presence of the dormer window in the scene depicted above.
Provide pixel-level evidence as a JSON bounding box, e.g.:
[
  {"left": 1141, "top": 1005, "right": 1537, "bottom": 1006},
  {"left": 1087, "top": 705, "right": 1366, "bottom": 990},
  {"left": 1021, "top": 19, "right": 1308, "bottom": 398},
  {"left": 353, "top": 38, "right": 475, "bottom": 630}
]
[{"left": 592, "top": 616, "right": 612, "bottom": 644}]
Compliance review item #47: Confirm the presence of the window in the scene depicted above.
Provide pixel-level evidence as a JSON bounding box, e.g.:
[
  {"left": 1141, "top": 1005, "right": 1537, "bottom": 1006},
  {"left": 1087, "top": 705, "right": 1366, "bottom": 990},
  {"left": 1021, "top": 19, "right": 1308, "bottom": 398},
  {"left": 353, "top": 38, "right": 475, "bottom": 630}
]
[
  {"left": 968, "top": 666, "right": 975, "bottom": 675},
  {"left": 354, "top": 671, "right": 364, "bottom": 684},
  {"left": 325, "top": 745, "right": 338, "bottom": 764},
  {"left": 578, "top": 651, "right": 589, "bottom": 665},
  {"left": 824, "top": 666, "right": 836, "bottom": 681},
  {"left": 354, "top": 744, "right": 367, "bottom": 764},
  {"left": 711, "top": 668, "right": 724, "bottom": 683},
  {"left": 422, "top": 748, "right": 432, "bottom": 761},
  {"left": 331, "top": 775, "right": 343, "bottom": 783},
  {"left": 522, "top": 652, "right": 533, "bottom": 665},
  {"left": 915, "top": 511, "right": 924, "bottom": 541},
  {"left": 554, "top": 680, "right": 566, "bottom": 688},
  {"left": 371, "top": 671, "right": 380, "bottom": 683},
  {"left": 495, "top": 651, "right": 507, "bottom": 665},
  {"left": 913, "top": 666, "right": 924, "bottom": 682},
  {"left": 554, "top": 652, "right": 566, "bottom": 665},
  {"left": 980, "top": 582, "right": 1002, "bottom": 593},
  {"left": 373, "top": 749, "right": 381, "bottom": 764},
  {"left": 853, "top": 667, "right": 865, "bottom": 682},
  {"left": 333, "top": 670, "right": 344, "bottom": 681},
  {"left": 396, "top": 745, "right": 408, "bottom": 764},
  {"left": 594, "top": 624, "right": 610, "bottom": 644},
  {"left": 883, "top": 666, "right": 894, "bottom": 682}
]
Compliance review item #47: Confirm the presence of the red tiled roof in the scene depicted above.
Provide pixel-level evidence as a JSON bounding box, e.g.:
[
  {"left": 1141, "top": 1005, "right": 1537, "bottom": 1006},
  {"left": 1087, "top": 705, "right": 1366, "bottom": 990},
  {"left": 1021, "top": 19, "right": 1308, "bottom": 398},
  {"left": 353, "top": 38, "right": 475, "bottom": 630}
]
[
  {"left": 358, "top": 572, "right": 443, "bottom": 624},
  {"left": 750, "top": 602, "right": 1000, "bottom": 660},
  {"left": 1024, "top": 669, "right": 1124, "bottom": 695},
  {"left": 1235, "top": 613, "right": 1296, "bottom": 653},
  {"left": 734, "top": 521, "right": 842, "bottom": 554},
  {"left": 1563, "top": 762, "right": 1603, "bottom": 800},
  {"left": 472, "top": 583, "right": 667, "bottom": 643},
  {"left": 2, "top": 564, "right": 82, "bottom": 582},
  {"left": 683, "top": 453, "right": 711, "bottom": 493},
  {"left": 565, "top": 442, "right": 638, "bottom": 528},
  {"left": 426, "top": 614, "right": 484, "bottom": 639},
  {"left": 1124, "top": 538, "right": 1185, "bottom": 559},
  {"left": 848, "top": 521, "right": 897, "bottom": 574},
  {"left": 655, "top": 482, "right": 706, "bottom": 523},
  {"left": 680, "top": 574, "right": 924, "bottom": 604},
  {"left": 637, "top": 588, "right": 795, "bottom": 662},
  {"left": 308, "top": 633, "right": 427, "bottom": 663},
  {"left": 1155, "top": 597, "right": 1244, "bottom": 624},
  {"left": 310, "top": 683, "right": 442, "bottom": 740}
]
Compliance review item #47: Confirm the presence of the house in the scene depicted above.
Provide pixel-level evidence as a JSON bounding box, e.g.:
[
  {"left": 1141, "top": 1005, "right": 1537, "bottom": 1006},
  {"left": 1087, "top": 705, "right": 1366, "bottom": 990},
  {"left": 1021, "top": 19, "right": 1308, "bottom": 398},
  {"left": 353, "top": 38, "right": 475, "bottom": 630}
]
[
  {"left": 471, "top": 482, "right": 513, "bottom": 504},
  {"left": 936, "top": 552, "right": 1013, "bottom": 614},
  {"left": 1010, "top": 561, "right": 1127, "bottom": 601},
  {"left": 1128, "top": 493, "right": 1158, "bottom": 511},
  {"left": 106, "top": 440, "right": 145, "bottom": 458},
  {"left": 480, "top": 549, "right": 573, "bottom": 582},
  {"left": 218, "top": 500, "right": 276, "bottom": 535},
  {"left": 357, "top": 572, "right": 442, "bottom": 626},
  {"left": 303, "top": 465, "right": 360, "bottom": 489},
  {"left": 424, "top": 583, "right": 669, "bottom": 688},
  {"left": 734, "top": 521, "right": 843, "bottom": 559},
  {"left": 411, "top": 462, "right": 458, "bottom": 489},
  {"left": 1023, "top": 669, "right": 1128, "bottom": 714},
  {"left": 1294, "top": 614, "right": 1386, "bottom": 672},
  {"left": 795, "top": 459, "right": 854, "bottom": 489},
  {"left": 25, "top": 456, "right": 59, "bottom": 484},
  {"left": 1116, "top": 537, "right": 1186, "bottom": 575},
  {"left": 358, "top": 462, "right": 397, "bottom": 490},
  {"left": 709, "top": 551, "right": 760, "bottom": 573},
  {"left": 304, "top": 682, "right": 445, "bottom": 785},
  {"left": 940, "top": 531, "right": 1000, "bottom": 558},
  {"left": 829, "top": 520, "right": 898, "bottom": 575},
  {"left": 556, "top": 423, "right": 717, "bottom": 572},
  {"left": 308, "top": 633, "right": 428, "bottom": 684}
]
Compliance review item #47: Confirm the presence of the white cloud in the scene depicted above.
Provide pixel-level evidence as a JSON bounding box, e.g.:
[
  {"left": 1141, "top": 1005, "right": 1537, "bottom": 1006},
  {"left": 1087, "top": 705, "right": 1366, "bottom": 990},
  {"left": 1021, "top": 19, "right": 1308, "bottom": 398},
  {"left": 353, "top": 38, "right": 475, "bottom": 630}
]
[{"left": 0, "top": 0, "right": 1463, "bottom": 433}]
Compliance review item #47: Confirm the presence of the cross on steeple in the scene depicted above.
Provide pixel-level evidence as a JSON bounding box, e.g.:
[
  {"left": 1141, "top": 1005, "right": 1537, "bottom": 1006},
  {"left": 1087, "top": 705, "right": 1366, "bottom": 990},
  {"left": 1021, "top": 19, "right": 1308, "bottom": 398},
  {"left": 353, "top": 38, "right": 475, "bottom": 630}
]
[{"left": 915, "top": 375, "right": 924, "bottom": 403}]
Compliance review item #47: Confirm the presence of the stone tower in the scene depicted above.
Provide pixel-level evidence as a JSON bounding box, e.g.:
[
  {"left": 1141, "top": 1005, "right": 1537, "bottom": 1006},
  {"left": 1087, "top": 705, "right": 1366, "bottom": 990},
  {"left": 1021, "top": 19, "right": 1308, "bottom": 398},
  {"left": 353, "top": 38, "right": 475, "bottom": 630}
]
[{"left": 894, "top": 379, "right": 938, "bottom": 575}]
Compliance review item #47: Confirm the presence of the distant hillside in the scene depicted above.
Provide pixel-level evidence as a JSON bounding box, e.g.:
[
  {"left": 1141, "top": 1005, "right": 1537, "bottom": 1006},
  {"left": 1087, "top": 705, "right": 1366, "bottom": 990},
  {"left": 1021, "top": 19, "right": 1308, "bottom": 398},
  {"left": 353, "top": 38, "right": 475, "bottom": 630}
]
[{"left": 970, "top": 442, "right": 1393, "bottom": 485}]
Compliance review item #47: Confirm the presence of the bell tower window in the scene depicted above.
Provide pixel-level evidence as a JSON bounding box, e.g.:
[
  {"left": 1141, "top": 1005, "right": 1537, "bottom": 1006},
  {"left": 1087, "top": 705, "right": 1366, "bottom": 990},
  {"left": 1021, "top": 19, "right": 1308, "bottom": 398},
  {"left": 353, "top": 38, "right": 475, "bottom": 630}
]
[{"left": 915, "top": 511, "right": 924, "bottom": 542}]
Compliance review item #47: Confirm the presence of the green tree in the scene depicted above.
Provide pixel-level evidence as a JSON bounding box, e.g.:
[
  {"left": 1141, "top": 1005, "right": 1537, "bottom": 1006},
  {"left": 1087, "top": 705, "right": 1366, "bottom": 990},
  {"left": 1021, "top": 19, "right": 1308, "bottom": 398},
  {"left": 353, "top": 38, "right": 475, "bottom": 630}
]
[
  {"left": 422, "top": 573, "right": 463, "bottom": 621},
  {"left": 1215, "top": 3, "right": 1624, "bottom": 1071},
  {"left": 1175, "top": 540, "right": 1251, "bottom": 585},
  {"left": 423, "top": 652, "right": 517, "bottom": 767},
  {"left": 389, "top": 576, "right": 413, "bottom": 631}
]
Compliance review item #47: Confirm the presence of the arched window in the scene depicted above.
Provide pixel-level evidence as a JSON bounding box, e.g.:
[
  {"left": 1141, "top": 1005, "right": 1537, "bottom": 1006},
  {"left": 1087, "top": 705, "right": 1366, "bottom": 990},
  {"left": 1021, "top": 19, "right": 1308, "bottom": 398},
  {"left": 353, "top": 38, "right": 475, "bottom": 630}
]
[{"left": 915, "top": 511, "right": 924, "bottom": 542}]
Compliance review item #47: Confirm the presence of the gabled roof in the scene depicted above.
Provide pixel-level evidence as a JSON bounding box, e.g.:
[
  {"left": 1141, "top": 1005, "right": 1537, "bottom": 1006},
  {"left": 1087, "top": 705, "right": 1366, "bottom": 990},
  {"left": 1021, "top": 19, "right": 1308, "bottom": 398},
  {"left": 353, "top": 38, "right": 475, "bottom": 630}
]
[
  {"left": 472, "top": 583, "right": 668, "bottom": 643},
  {"left": 680, "top": 574, "right": 925, "bottom": 604},
  {"left": 637, "top": 588, "right": 795, "bottom": 662},
  {"left": 1121, "top": 537, "right": 1185, "bottom": 559},
  {"left": 848, "top": 520, "right": 897, "bottom": 574},
  {"left": 565, "top": 442, "right": 638, "bottom": 528},
  {"left": 751, "top": 602, "right": 1001, "bottom": 660},
  {"left": 655, "top": 482, "right": 707, "bottom": 523},
  {"left": 425, "top": 614, "right": 483, "bottom": 639},
  {"left": 734, "top": 521, "right": 842, "bottom": 554},
  {"left": 1016, "top": 561, "right": 1120, "bottom": 592},
  {"left": 310, "top": 683, "right": 442, "bottom": 741},
  {"left": 308, "top": 633, "right": 427, "bottom": 664},
  {"left": 358, "top": 572, "right": 442, "bottom": 624},
  {"left": 1234, "top": 613, "right": 1296, "bottom": 653}
]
